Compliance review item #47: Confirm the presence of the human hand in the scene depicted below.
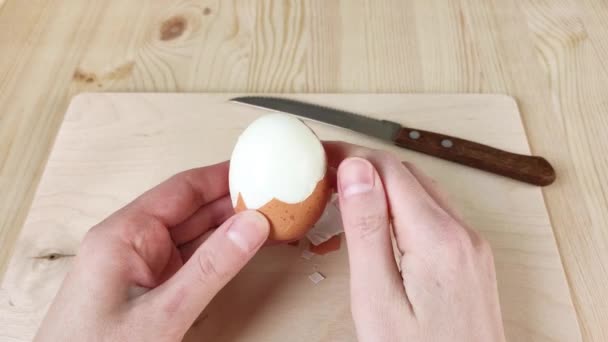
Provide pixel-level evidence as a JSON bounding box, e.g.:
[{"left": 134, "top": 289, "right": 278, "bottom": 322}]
[
  {"left": 325, "top": 142, "right": 506, "bottom": 342},
  {"left": 34, "top": 162, "right": 270, "bottom": 342}
]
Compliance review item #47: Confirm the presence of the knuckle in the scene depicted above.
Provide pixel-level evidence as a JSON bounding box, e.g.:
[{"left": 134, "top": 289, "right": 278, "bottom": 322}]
[
  {"left": 77, "top": 227, "right": 116, "bottom": 267},
  {"left": 444, "top": 233, "right": 471, "bottom": 260},
  {"left": 131, "top": 223, "right": 171, "bottom": 261},
  {"left": 196, "top": 249, "right": 224, "bottom": 283},
  {"left": 401, "top": 160, "right": 415, "bottom": 171},
  {"left": 474, "top": 236, "right": 496, "bottom": 266},
  {"left": 474, "top": 233, "right": 491, "bottom": 253},
  {"left": 432, "top": 214, "right": 473, "bottom": 257},
  {"left": 349, "top": 213, "right": 388, "bottom": 240},
  {"left": 80, "top": 225, "right": 105, "bottom": 253},
  {"left": 373, "top": 150, "right": 401, "bottom": 167}
]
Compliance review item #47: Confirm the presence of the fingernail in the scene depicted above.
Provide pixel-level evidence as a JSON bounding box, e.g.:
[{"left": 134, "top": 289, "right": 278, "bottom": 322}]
[
  {"left": 226, "top": 211, "right": 269, "bottom": 252},
  {"left": 338, "top": 158, "right": 375, "bottom": 198}
]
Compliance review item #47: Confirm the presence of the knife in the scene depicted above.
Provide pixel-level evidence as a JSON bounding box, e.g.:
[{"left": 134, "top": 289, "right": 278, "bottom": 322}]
[{"left": 230, "top": 96, "right": 556, "bottom": 186}]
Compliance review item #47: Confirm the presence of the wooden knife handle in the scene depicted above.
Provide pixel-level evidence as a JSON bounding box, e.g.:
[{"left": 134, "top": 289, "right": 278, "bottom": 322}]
[{"left": 394, "top": 127, "right": 556, "bottom": 186}]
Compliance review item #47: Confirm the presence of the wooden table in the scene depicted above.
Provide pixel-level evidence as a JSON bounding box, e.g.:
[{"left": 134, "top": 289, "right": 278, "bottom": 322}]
[{"left": 0, "top": 1, "right": 606, "bottom": 341}]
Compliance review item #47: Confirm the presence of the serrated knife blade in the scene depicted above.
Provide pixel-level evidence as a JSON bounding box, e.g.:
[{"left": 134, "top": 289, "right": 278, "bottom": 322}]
[
  {"left": 230, "top": 96, "right": 556, "bottom": 186},
  {"left": 231, "top": 96, "right": 402, "bottom": 141}
]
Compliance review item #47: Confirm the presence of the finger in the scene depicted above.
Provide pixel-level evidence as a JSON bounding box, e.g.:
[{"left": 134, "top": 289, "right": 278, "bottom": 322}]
[
  {"left": 405, "top": 163, "right": 484, "bottom": 246},
  {"left": 325, "top": 142, "right": 463, "bottom": 255},
  {"left": 178, "top": 229, "right": 215, "bottom": 261},
  {"left": 402, "top": 161, "right": 465, "bottom": 225},
  {"left": 337, "top": 158, "right": 409, "bottom": 314},
  {"left": 146, "top": 210, "right": 269, "bottom": 330},
  {"left": 171, "top": 196, "right": 234, "bottom": 245},
  {"left": 156, "top": 245, "right": 184, "bottom": 284},
  {"left": 127, "top": 161, "right": 230, "bottom": 227}
]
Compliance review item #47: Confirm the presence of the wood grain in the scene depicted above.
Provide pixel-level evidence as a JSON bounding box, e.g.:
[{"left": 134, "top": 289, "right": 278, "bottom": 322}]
[
  {"left": 0, "top": 93, "right": 581, "bottom": 342},
  {"left": 0, "top": 0, "right": 607, "bottom": 340}
]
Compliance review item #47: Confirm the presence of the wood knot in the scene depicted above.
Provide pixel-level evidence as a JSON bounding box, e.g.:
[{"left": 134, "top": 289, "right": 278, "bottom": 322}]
[
  {"left": 32, "top": 252, "right": 76, "bottom": 261},
  {"left": 73, "top": 61, "right": 134, "bottom": 86},
  {"left": 73, "top": 69, "right": 97, "bottom": 83},
  {"left": 160, "top": 16, "right": 187, "bottom": 41}
]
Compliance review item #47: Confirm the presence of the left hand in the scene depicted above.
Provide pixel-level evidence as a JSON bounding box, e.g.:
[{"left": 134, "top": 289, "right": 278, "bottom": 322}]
[{"left": 34, "top": 162, "right": 270, "bottom": 342}]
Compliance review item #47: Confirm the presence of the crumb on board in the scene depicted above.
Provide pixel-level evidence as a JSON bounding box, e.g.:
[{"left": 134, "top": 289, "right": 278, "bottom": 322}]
[
  {"left": 309, "top": 234, "right": 342, "bottom": 255},
  {"left": 308, "top": 272, "right": 325, "bottom": 284}
]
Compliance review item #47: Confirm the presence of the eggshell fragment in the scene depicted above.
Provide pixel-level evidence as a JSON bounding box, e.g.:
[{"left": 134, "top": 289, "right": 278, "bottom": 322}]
[
  {"left": 306, "top": 195, "right": 344, "bottom": 246},
  {"left": 308, "top": 272, "right": 325, "bottom": 284},
  {"left": 235, "top": 176, "right": 331, "bottom": 241},
  {"left": 300, "top": 249, "right": 315, "bottom": 260},
  {"left": 309, "top": 235, "right": 342, "bottom": 255}
]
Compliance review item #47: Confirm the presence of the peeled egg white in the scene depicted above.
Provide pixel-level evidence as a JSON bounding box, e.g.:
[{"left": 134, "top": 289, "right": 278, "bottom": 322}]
[{"left": 229, "top": 113, "right": 331, "bottom": 241}]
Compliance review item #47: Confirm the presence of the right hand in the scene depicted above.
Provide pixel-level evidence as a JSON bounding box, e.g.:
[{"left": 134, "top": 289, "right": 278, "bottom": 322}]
[{"left": 325, "top": 142, "right": 506, "bottom": 342}]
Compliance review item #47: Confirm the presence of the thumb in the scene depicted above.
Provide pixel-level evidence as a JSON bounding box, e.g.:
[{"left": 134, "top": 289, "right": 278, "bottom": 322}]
[
  {"left": 338, "top": 158, "right": 401, "bottom": 290},
  {"left": 150, "top": 210, "right": 269, "bottom": 330},
  {"left": 337, "top": 158, "right": 409, "bottom": 331}
]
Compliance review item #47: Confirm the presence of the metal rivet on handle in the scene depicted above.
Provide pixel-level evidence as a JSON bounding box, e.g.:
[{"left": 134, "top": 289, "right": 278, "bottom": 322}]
[
  {"left": 409, "top": 130, "right": 420, "bottom": 139},
  {"left": 441, "top": 139, "right": 454, "bottom": 148}
]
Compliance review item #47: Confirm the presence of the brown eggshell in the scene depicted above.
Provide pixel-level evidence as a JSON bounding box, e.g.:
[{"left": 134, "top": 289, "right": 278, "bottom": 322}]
[
  {"left": 309, "top": 234, "right": 342, "bottom": 255},
  {"left": 234, "top": 175, "right": 332, "bottom": 241}
]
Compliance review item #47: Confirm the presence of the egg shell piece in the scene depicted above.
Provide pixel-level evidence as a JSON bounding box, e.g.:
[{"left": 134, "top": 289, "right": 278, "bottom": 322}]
[
  {"left": 309, "top": 235, "right": 342, "bottom": 255},
  {"left": 305, "top": 194, "right": 344, "bottom": 245},
  {"left": 234, "top": 175, "right": 331, "bottom": 241},
  {"left": 229, "top": 113, "right": 327, "bottom": 209},
  {"left": 308, "top": 272, "right": 325, "bottom": 284}
]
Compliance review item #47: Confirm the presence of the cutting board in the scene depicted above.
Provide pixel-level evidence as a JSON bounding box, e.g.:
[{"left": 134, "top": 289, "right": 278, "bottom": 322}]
[{"left": 0, "top": 93, "right": 581, "bottom": 342}]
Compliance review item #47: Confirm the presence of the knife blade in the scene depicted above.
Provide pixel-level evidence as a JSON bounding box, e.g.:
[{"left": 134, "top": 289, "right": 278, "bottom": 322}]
[{"left": 230, "top": 96, "right": 556, "bottom": 186}]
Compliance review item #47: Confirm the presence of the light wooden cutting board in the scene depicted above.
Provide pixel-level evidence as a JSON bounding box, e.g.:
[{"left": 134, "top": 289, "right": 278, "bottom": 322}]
[{"left": 0, "top": 93, "right": 581, "bottom": 342}]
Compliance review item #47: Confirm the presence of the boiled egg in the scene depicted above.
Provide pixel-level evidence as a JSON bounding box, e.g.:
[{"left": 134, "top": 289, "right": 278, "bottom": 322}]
[{"left": 229, "top": 113, "right": 331, "bottom": 241}]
